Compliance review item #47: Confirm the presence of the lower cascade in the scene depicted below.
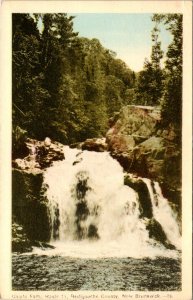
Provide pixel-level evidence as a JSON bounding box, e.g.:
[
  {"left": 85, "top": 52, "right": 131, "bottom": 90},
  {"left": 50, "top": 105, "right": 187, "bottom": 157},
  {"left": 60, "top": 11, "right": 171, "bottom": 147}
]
[{"left": 38, "top": 146, "right": 181, "bottom": 259}]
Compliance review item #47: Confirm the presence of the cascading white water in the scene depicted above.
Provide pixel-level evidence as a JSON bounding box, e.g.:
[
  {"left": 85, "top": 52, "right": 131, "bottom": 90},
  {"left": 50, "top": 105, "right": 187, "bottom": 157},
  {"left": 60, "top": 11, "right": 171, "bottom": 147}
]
[
  {"left": 142, "top": 178, "right": 181, "bottom": 250},
  {"left": 36, "top": 146, "right": 181, "bottom": 259}
]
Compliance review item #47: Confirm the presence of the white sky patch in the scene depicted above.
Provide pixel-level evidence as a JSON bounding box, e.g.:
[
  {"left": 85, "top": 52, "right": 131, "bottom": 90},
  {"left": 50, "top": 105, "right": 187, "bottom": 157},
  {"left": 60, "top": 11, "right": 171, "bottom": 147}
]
[
  {"left": 116, "top": 47, "right": 151, "bottom": 72},
  {"left": 112, "top": 28, "right": 171, "bottom": 72},
  {"left": 72, "top": 13, "right": 172, "bottom": 72}
]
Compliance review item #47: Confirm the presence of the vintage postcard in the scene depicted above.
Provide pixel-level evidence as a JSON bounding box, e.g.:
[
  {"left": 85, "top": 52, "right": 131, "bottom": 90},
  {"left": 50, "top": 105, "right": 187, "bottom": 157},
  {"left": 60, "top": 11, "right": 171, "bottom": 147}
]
[{"left": 0, "top": 1, "right": 192, "bottom": 299}]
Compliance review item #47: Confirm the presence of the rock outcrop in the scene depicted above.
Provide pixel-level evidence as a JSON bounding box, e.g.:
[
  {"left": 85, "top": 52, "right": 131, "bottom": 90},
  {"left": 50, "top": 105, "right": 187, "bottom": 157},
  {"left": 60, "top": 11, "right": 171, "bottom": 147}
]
[
  {"left": 13, "top": 138, "right": 65, "bottom": 170},
  {"left": 107, "top": 105, "right": 160, "bottom": 151},
  {"left": 12, "top": 168, "right": 51, "bottom": 243},
  {"left": 12, "top": 138, "right": 65, "bottom": 250},
  {"left": 124, "top": 175, "right": 153, "bottom": 219},
  {"left": 70, "top": 137, "right": 108, "bottom": 152},
  {"left": 106, "top": 105, "right": 181, "bottom": 207}
]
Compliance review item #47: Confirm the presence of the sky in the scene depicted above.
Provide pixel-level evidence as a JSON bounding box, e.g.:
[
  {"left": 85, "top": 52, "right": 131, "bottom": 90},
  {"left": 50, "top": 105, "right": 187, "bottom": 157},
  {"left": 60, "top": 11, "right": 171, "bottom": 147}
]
[{"left": 70, "top": 13, "right": 172, "bottom": 72}]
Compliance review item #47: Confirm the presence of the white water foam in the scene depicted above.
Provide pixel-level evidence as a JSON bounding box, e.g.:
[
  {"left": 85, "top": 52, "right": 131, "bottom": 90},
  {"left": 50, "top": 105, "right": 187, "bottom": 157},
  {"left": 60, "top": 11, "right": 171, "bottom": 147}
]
[
  {"left": 143, "top": 179, "right": 181, "bottom": 250},
  {"left": 34, "top": 146, "right": 180, "bottom": 259}
]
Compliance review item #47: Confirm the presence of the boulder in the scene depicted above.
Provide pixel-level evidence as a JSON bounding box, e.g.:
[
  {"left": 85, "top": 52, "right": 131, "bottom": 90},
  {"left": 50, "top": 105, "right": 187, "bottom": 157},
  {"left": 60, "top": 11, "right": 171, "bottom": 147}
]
[
  {"left": 107, "top": 134, "right": 135, "bottom": 153},
  {"left": 106, "top": 105, "right": 159, "bottom": 152},
  {"left": 82, "top": 138, "right": 108, "bottom": 152},
  {"left": 71, "top": 137, "right": 108, "bottom": 152},
  {"left": 36, "top": 140, "right": 65, "bottom": 168}
]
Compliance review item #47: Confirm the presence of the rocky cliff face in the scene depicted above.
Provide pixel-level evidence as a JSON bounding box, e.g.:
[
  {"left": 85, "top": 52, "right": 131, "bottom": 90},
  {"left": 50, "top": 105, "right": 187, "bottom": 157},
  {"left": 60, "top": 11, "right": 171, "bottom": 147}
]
[
  {"left": 12, "top": 138, "right": 65, "bottom": 251},
  {"left": 106, "top": 105, "right": 181, "bottom": 207},
  {"left": 12, "top": 169, "right": 51, "bottom": 242}
]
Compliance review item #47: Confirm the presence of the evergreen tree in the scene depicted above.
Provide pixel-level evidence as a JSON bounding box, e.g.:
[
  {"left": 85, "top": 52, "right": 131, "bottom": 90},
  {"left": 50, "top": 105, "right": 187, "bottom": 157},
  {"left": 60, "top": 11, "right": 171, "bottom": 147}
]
[
  {"left": 12, "top": 14, "right": 50, "bottom": 139},
  {"left": 152, "top": 14, "right": 182, "bottom": 131},
  {"left": 151, "top": 24, "right": 163, "bottom": 70},
  {"left": 39, "top": 13, "right": 83, "bottom": 142},
  {"left": 135, "top": 19, "right": 164, "bottom": 106}
]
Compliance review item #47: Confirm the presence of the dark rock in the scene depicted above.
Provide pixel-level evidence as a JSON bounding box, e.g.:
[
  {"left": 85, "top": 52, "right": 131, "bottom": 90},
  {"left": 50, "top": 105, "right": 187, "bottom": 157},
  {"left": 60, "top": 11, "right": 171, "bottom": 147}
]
[
  {"left": 33, "top": 241, "right": 55, "bottom": 249},
  {"left": 70, "top": 142, "right": 83, "bottom": 149},
  {"left": 146, "top": 218, "right": 176, "bottom": 249},
  {"left": 73, "top": 158, "right": 83, "bottom": 166},
  {"left": 13, "top": 138, "right": 65, "bottom": 171},
  {"left": 146, "top": 218, "right": 167, "bottom": 244},
  {"left": 36, "top": 142, "right": 65, "bottom": 168},
  {"left": 12, "top": 168, "right": 51, "bottom": 242},
  {"left": 88, "top": 224, "right": 99, "bottom": 239},
  {"left": 12, "top": 222, "right": 55, "bottom": 253},
  {"left": 124, "top": 175, "right": 153, "bottom": 219},
  {"left": 78, "top": 138, "right": 108, "bottom": 152}
]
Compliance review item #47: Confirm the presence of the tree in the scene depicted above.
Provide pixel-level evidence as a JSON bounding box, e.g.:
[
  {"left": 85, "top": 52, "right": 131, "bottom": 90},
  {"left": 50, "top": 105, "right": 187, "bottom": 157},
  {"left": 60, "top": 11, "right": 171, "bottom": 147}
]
[
  {"left": 104, "top": 75, "right": 125, "bottom": 115},
  {"left": 39, "top": 13, "right": 82, "bottom": 142},
  {"left": 151, "top": 24, "right": 163, "bottom": 70},
  {"left": 135, "top": 19, "right": 164, "bottom": 106},
  {"left": 135, "top": 59, "right": 163, "bottom": 106},
  {"left": 152, "top": 14, "right": 182, "bottom": 131},
  {"left": 12, "top": 14, "right": 50, "bottom": 139},
  {"left": 81, "top": 38, "right": 108, "bottom": 138},
  {"left": 12, "top": 13, "right": 137, "bottom": 145}
]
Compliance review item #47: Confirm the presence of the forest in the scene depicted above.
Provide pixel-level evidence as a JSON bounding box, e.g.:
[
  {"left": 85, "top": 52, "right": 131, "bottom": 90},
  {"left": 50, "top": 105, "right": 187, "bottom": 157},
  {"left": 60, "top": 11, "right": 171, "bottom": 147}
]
[
  {"left": 12, "top": 13, "right": 182, "bottom": 145},
  {"left": 11, "top": 13, "right": 184, "bottom": 292}
]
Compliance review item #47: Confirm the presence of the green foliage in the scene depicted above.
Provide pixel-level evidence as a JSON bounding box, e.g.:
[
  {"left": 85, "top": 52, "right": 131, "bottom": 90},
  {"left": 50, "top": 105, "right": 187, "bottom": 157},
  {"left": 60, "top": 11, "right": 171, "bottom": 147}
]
[
  {"left": 12, "top": 13, "right": 182, "bottom": 146},
  {"left": 135, "top": 12, "right": 182, "bottom": 141},
  {"left": 153, "top": 14, "right": 182, "bottom": 134},
  {"left": 135, "top": 19, "right": 164, "bottom": 106},
  {"left": 104, "top": 75, "right": 125, "bottom": 115},
  {"left": 13, "top": 14, "right": 137, "bottom": 144},
  {"left": 151, "top": 24, "right": 163, "bottom": 69},
  {"left": 12, "top": 14, "right": 50, "bottom": 139},
  {"left": 135, "top": 59, "right": 164, "bottom": 105}
]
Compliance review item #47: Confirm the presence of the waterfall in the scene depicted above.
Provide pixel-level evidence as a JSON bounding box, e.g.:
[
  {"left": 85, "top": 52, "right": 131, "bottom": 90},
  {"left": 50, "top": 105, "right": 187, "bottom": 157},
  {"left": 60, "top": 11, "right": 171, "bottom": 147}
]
[
  {"left": 142, "top": 178, "right": 181, "bottom": 250},
  {"left": 39, "top": 146, "right": 181, "bottom": 259}
]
